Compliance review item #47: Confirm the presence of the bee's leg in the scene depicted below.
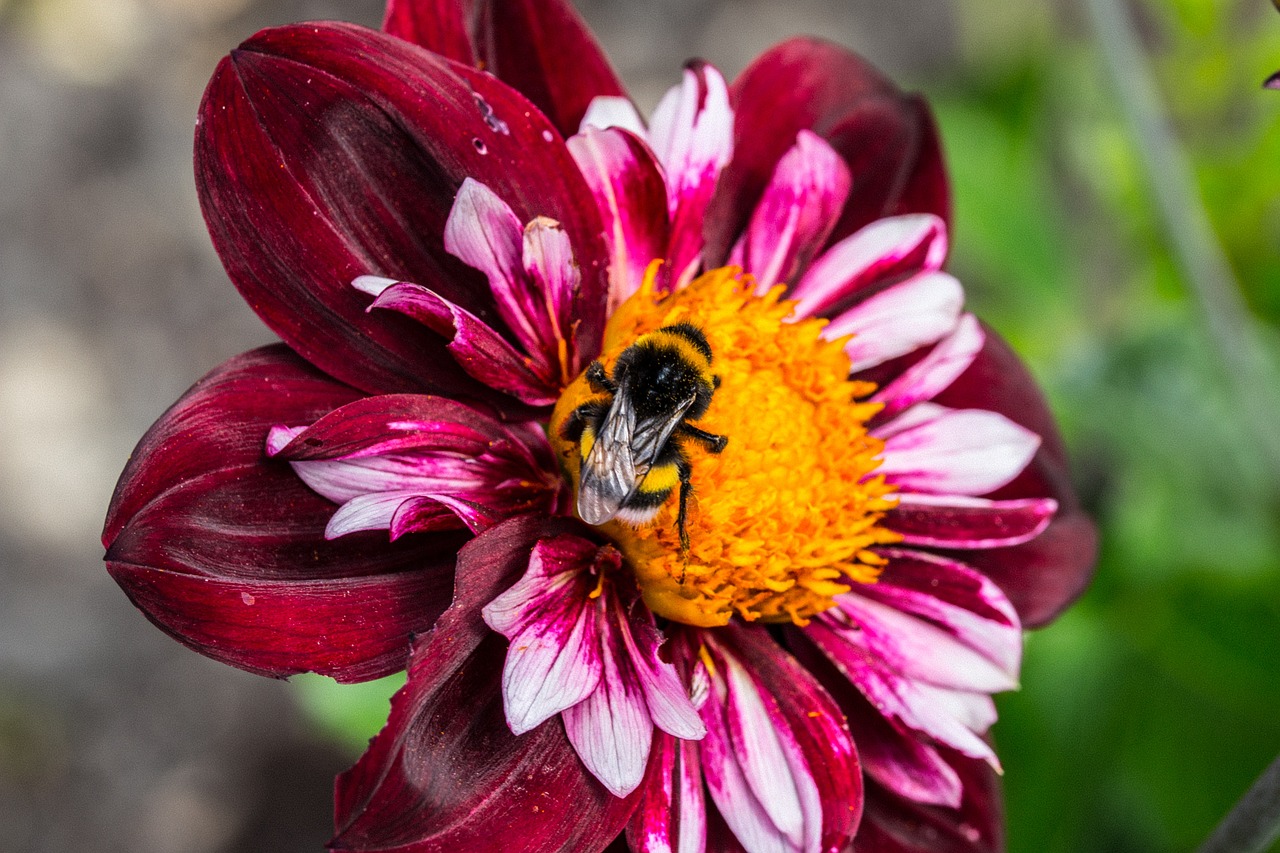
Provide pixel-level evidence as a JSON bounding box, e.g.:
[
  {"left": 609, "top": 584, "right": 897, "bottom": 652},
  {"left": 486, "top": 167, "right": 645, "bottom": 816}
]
[
  {"left": 678, "top": 423, "right": 728, "bottom": 454},
  {"left": 676, "top": 456, "right": 693, "bottom": 553},
  {"left": 585, "top": 361, "right": 617, "bottom": 394}
]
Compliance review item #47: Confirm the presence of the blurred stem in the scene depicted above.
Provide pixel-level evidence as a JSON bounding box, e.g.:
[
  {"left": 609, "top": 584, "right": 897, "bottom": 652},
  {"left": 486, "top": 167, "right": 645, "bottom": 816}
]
[
  {"left": 1084, "top": 0, "right": 1280, "bottom": 476},
  {"left": 1196, "top": 754, "right": 1280, "bottom": 853}
]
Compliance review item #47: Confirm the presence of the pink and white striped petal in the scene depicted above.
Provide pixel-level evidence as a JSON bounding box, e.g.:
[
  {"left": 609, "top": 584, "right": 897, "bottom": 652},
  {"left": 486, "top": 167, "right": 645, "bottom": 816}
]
[
  {"left": 700, "top": 639, "right": 822, "bottom": 853},
  {"left": 870, "top": 314, "right": 985, "bottom": 419},
  {"left": 648, "top": 62, "right": 734, "bottom": 287},
  {"left": 568, "top": 126, "right": 671, "bottom": 312},
  {"left": 790, "top": 213, "right": 949, "bottom": 319},
  {"left": 876, "top": 404, "right": 1041, "bottom": 497},
  {"left": 824, "top": 271, "right": 964, "bottom": 372},
  {"left": 522, "top": 216, "right": 581, "bottom": 356},
  {"left": 629, "top": 734, "right": 707, "bottom": 853},
  {"left": 884, "top": 493, "right": 1058, "bottom": 549},
  {"left": 482, "top": 536, "right": 605, "bottom": 734},
  {"left": 443, "top": 178, "right": 569, "bottom": 366},
  {"left": 356, "top": 276, "right": 560, "bottom": 404},
  {"left": 580, "top": 95, "right": 648, "bottom": 137},
  {"left": 728, "top": 130, "right": 851, "bottom": 294},
  {"left": 483, "top": 534, "right": 703, "bottom": 796}
]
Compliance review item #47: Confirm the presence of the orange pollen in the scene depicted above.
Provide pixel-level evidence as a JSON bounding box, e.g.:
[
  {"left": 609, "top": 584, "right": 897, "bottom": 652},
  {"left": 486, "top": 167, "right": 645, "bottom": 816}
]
[{"left": 549, "top": 265, "right": 901, "bottom": 628}]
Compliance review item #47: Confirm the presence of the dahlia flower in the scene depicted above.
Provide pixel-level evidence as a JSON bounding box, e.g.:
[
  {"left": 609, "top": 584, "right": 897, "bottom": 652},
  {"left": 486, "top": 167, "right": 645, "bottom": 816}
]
[{"left": 103, "top": 1, "right": 1097, "bottom": 850}]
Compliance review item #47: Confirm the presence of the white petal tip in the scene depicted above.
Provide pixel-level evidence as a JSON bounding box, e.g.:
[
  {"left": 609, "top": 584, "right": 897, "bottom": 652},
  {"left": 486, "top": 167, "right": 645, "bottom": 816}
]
[{"left": 352, "top": 275, "right": 398, "bottom": 296}]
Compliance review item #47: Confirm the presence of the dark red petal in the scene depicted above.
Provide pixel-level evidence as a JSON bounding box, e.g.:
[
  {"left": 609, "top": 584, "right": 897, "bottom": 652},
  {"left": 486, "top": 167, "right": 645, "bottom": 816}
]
[
  {"left": 382, "top": 0, "right": 476, "bottom": 65},
  {"left": 720, "top": 625, "right": 863, "bottom": 853},
  {"left": 854, "top": 751, "right": 1002, "bottom": 853},
  {"left": 475, "top": 0, "right": 628, "bottom": 138},
  {"left": 103, "top": 346, "right": 456, "bottom": 681},
  {"left": 705, "top": 37, "right": 950, "bottom": 266},
  {"left": 196, "top": 22, "right": 607, "bottom": 397},
  {"left": 930, "top": 324, "right": 1098, "bottom": 628},
  {"left": 333, "top": 515, "right": 637, "bottom": 853}
]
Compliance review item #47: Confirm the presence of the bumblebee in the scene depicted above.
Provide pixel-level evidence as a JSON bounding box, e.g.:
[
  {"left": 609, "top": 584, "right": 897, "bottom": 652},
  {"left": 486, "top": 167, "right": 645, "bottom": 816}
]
[{"left": 561, "top": 322, "right": 728, "bottom": 550}]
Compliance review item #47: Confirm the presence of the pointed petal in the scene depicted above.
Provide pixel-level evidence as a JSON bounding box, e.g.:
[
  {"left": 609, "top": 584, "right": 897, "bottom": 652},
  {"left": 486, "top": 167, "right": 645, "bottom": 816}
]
[
  {"left": 729, "top": 130, "right": 851, "bottom": 293},
  {"left": 622, "top": 606, "right": 705, "bottom": 741},
  {"left": 333, "top": 515, "right": 637, "bottom": 852},
  {"left": 523, "top": 213, "right": 582, "bottom": 356},
  {"left": 629, "top": 734, "right": 707, "bottom": 853},
  {"left": 705, "top": 38, "right": 951, "bottom": 267},
  {"left": 196, "top": 23, "right": 607, "bottom": 397},
  {"left": 103, "top": 346, "right": 453, "bottom": 682},
  {"left": 790, "top": 215, "right": 948, "bottom": 320},
  {"left": 475, "top": 0, "right": 627, "bottom": 137},
  {"left": 568, "top": 127, "right": 671, "bottom": 311},
  {"left": 382, "top": 0, "right": 475, "bottom": 64},
  {"left": 878, "top": 406, "right": 1041, "bottom": 497},
  {"left": 884, "top": 494, "right": 1058, "bottom": 549},
  {"left": 564, "top": 605, "right": 654, "bottom": 797},
  {"left": 825, "top": 272, "right": 964, "bottom": 372},
  {"left": 368, "top": 279, "right": 561, "bottom": 404},
  {"left": 649, "top": 62, "right": 734, "bottom": 285},
  {"left": 929, "top": 324, "right": 1098, "bottom": 628},
  {"left": 871, "top": 315, "right": 984, "bottom": 419}
]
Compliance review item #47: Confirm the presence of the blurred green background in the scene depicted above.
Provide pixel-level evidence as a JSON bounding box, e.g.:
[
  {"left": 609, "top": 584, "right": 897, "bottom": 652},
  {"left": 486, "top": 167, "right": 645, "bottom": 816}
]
[{"left": 1, "top": 0, "right": 1277, "bottom": 850}]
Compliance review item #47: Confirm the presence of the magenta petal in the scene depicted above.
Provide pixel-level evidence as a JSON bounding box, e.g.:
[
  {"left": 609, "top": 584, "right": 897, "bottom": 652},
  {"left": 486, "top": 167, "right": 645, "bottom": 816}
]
[
  {"left": 366, "top": 279, "right": 560, "bottom": 404},
  {"left": 825, "top": 272, "right": 963, "bottom": 373},
  {"left": 790, "top": 215, "right": 948, "bottom": 321},
  {"left": 475, "top": 0, "right": 628, "bottom": 138},
  {"left": 855, "top": 751, "right": 1002, "bottom": 853},
  {"left": 871, "top": 315, "right": 985, "bottom": 419},
  {"left": 709, "top": 627, "right": 863, "bottom": 853},
  {"left": 884, "top": 494, "right": 1057, "bottom": 549},
  {"left": 382, "top": 0, "right": 475, "bottom": 64},
  {"left": 877, "top": 406, "right": 1041, "bottom": 497},
  {"left": 333, "top": 515, "right": 637, "bottom": 853},
  {"left": 196, "top": 22, "right": 607, "bottom": 397},
  {"left": 649, "top": 62, "right": 734, "bottom": 286},
  {"left": 931, "top": 324, "right": 1099, "bottom": 628},
  {"left": 629, "top": 734, "right": 707, "bottom": 853},
  {"left": 729, "top": 130, "right": 852, "bottom": 293},
  {"left": 103, "top": 346, "right": 455, "bottom": 682},
  {"left": 568, "top": 127, "right": 671, "bottom": 312},
  {"left": 705, "top": 38, "right": 951, "bottom": 267}
]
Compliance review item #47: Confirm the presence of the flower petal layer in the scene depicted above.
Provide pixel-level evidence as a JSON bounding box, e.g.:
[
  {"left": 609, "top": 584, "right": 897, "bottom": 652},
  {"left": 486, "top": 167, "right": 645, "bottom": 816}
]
[
  {"left": 474, "top": 0, "right": 628, "bottom": 137},
  {"left": 705, "top": 37, "right": 950, "bottom": 267},
  {"left": 382, "top": 0, "right": 474, "bottom": 64},
  {"left": 196, "top": 22, "right": 607, "bottom": 399},
  {"left": 884, "top": 494, "right": 1057, "bottom": 549},
  {"left": 931, "top": 324, "right": 1099, "bottom": 627},
  {"left": 629, "top": 734, "right": 707, "bottom": 853},
  {"left": 333, "top": 515, "right": 637, "bottom": 852},
  {"left": 103, "top": 346, "right": 455, "bottom": 682}
]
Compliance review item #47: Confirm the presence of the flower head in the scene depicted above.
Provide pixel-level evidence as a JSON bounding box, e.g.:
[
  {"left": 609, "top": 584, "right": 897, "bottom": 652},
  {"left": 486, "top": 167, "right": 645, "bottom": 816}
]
[{"left": 104, "top": 2, "right": 1098, "bottom": 851}]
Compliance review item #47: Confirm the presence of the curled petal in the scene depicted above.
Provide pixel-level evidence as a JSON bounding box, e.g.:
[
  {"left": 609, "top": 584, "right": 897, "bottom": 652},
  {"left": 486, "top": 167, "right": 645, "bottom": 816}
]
[
  {"left": 196, "top": 23, "right": 607, "bottom": 398},
  {"left": 333, "top": 516, "right": 637, "bottom": 852},
  {"left": 581, "top": 95, "right": 648, "bottom": 136},
  {"left": 877, "top": 405, "right": 1041, "bottom": 497},
  {"left": 790, "top": 214, "right": 948, "bottom": 320},
  {"left": 649, "top": 62, "right": 734, "bottom": 285},
  {"left": 361, "top": 278, "right": 561, "bottom": 404},
  {"left": 103, "top": 346, "right": 455, "bottom": 682},
  {"left": 568, "top": 126, "right": 671, "bottom": 311},
  {"left": 729, "top": 129, "right": 851, "bottom": 294}
]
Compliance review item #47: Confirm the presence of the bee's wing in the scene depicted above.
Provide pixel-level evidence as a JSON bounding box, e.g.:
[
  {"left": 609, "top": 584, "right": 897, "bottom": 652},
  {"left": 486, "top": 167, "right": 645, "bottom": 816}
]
[{"left": 576, "top": 387, "right": 695, "bottom": 525}]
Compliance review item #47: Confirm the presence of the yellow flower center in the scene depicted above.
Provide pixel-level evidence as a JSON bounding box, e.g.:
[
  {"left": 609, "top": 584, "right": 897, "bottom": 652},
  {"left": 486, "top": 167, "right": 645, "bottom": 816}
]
[{"left": 549, "top": 265, "right": 900, "bottom": 628}]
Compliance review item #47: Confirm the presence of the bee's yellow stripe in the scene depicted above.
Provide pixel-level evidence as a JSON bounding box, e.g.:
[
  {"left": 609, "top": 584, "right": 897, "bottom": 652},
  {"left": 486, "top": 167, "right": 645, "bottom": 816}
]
[
  {"left": 579, "top": 423, "right": 596, "bottom": 460},
  {"left": 638, "top": 461, "right": 680, "bottom": 496}
]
